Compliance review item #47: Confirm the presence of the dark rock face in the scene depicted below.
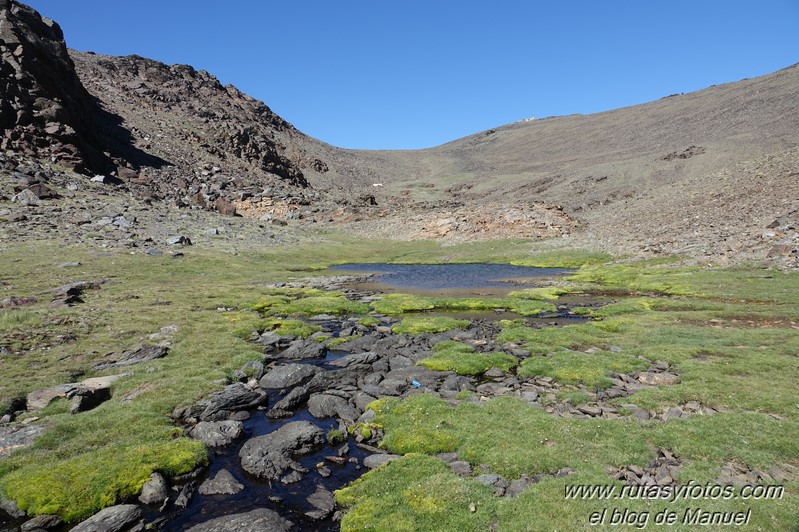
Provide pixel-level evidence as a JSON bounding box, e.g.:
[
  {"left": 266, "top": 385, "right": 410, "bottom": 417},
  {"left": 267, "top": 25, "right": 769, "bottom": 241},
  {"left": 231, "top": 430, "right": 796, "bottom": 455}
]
[
  {"left": 0, "top": 0, "right": 108, "bottom": 172},
  {"left": 239, "top": 421, "right": 324, "bottom": 479},
  {"left": 185, "top": 508, "right": 293, "bottom": 531}
]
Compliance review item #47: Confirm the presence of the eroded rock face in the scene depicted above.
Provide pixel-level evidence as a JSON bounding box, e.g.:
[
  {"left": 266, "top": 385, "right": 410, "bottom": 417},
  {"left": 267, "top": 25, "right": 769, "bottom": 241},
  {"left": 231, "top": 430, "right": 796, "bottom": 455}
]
[
  {"left": 238, "top": 421, "right": 324, "bottom": 479},
  {"left": 0, "top": 0, "right": 108, "bottom": 172}
]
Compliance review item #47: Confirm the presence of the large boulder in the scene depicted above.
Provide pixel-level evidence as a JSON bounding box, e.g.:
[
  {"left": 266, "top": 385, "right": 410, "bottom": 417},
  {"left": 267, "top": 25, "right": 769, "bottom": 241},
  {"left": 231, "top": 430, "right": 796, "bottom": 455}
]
[
  {"left": 186, "top": 508, "right": 293, "bottom": 531},
  {"left": 239, "top": 421, "right": 324, "bottom": 479}
]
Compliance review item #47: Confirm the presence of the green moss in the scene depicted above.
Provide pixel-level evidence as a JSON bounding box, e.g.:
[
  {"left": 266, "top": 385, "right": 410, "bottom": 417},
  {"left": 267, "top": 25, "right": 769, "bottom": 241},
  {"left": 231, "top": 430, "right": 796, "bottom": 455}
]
[
  {"left": 260, "top": 318, "right": 321, "bottom": 338},
  {"left": 507, "top": 299, "right": 557, "bottom": 316},
  {"left": 519, "top": 350, "right": 647, "bottom": 389},
  {"left": 336, "top": 454, "right": 497, "bottom": 532},
  {"left": 327, "top": 335, "right": 362, "bottom": 348},
  {"left": 419, "top": 341, "right": 518, "bottom": 375},
  {"left": 357, "top": 316, "right": 382, "bottom": 327},
  {"left": 506, "top": 286, "right": 570, "bottom": 300},
  {"left": 391, "top": 316, "right": 470, "bottom": 335},
  {"left": 327, "top": 429, "right": 347, "bottom": 445},
  {"left": 271, "top": 295, "right": 369, "bottom": 317},
  {"left": 1, "top": 439, "right": 206, "bottom": 522},
  {"left": 371, "top": 294, "right": 436, "bottom": 314}
]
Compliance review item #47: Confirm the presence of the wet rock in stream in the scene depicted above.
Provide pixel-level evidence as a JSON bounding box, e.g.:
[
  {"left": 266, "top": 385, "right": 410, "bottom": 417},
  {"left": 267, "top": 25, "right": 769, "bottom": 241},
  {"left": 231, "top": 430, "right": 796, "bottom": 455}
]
[
  {"left": 185, "top": 508, "right": 293, "bottom": 532},
  {"left": 239, "top": 421, "right": 325, "bottom": 479}
]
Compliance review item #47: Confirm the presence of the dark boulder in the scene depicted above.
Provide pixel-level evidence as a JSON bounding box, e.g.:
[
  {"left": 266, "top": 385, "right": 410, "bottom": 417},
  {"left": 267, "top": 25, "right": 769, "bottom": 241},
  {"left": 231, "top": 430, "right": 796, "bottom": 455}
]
[{"left": 239, "top": 421, "right": 324, "bottom": 479}]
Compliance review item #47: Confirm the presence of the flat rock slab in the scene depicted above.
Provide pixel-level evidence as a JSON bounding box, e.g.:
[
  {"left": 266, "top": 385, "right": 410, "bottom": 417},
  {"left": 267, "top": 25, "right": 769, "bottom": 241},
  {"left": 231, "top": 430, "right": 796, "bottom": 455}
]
[
  {"left": 638, "top": 372, "right": 680, "bottom": 386},
  {"left": 259, "top": 364, "right": 319, "bottom": 389},
  {"left": 70, "top": 504, "right": 142, "bottom": 532},
  {"left": 277, "top": 339, "right": 326, "bottom": 360},
  {"left": 363, "top": 453, "right": 401, "bottom": 469},
  {"left": 198, "top": 468, "right": 244, "bottom": 495},
  {"left": 305, "top": 486, "right": 335, "bottom": 520},
  {"left": 199, "top": 383, "right": 267, "bottom": 421},
  {"left": 26, "top": 374, "right": 130, "bottom": 412},
  {"left": 186, "top": 508, "right": 293, "bottom": 531},
  {"left": 21, "top": 514, "right": 63, "bottom": 531},
  {"left": 94, "top": 345, "right": 169, "bottom": 371},
  {"left": 190, "top": 420, "right": 244, "bottom": 447},
  {"left": 239, "top": 421, "right": 324, "bottom": 479}
]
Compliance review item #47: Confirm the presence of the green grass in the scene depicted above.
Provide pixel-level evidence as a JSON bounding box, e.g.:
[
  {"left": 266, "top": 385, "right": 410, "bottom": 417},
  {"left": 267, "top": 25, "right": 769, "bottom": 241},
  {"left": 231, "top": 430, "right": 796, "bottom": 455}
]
[
  {"left": 511, "top": 249, "right": 614, "bottom": 268},
  {"left": 3, "top": 238, "right": 799, "bottom": 528},
  {"left": 418, "top": 341, "right": 518, "bottom": 375},
  {"left": 0, "top": 310, "right": 42, "bottom": 331},
  {"left": 371, "top": 293, "right": 557, "bottom": 316},
  {"left": 344, "top": 394, "right": 799, "bottom": 531},
  {"left": 392, "top": 316, "right": 471, "bottom": 335}
]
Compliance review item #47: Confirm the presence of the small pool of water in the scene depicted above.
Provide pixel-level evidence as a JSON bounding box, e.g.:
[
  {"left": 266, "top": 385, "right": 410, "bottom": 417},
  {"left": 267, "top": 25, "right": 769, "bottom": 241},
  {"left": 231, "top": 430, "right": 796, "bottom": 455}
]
[{"left": 330, "top": 263, "right": 572, "bottom": 296}]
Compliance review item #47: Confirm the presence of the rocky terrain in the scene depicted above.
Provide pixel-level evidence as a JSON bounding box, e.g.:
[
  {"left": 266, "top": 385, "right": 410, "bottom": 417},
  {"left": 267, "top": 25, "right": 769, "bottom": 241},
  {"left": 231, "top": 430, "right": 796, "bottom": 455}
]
[
  {"left": 2, "top": 2, "right": 799, "bottom": 530},
  {"left": 4, "top": 1, "right": 796, "bottom": 265}
]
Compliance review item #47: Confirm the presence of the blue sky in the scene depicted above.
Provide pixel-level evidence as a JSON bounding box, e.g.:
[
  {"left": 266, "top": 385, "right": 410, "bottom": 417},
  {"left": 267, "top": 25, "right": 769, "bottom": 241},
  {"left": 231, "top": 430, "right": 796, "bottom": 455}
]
[{"left": 24, "top": 1, "right": 799, "bottom": 150}]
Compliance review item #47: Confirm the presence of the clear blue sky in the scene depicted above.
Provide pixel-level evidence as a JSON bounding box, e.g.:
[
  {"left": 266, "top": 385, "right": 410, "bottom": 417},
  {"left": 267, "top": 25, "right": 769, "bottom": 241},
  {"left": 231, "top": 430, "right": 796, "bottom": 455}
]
[{"left": 23, "top": 0, "right": 799, "bottom": 150}]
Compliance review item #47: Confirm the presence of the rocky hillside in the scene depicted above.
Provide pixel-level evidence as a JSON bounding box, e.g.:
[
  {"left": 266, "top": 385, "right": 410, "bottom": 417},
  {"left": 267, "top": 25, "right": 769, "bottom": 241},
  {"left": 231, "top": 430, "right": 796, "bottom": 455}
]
[
  {"left": 1, "top": 0, "right": 797, "bottom": 266},
  {"left": 0, "top": 0, "right": 109, "bottom": 173}
]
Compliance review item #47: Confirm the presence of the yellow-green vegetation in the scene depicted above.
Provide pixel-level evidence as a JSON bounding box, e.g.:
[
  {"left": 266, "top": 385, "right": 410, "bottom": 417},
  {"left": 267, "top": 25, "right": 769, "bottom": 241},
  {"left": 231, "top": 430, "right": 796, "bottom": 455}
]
[
  {"left": 371, "top": 292, "right": 558, "bottom": 316},
  {"left": 336, "top": 454, "right": 497, "bottom": 531},
  {"left": 418, "top": 341, "right": 517, "bottom": 375},
  {"left": 342, "top": 394, "right": 799, "bottom": 530},
  {"left": 506, "top": 286, "right": 571, "bottom": 300},
  {"left": 337, "top": 262, "right": 799, "bottom": 530},
  {"left": 0, "top": 310, "right": 42, "bottom": 331},
  {"left": 327, "top": 335, "right": 361, "bottom": 348},
  {"left": 0, "top": 237, "right": 548, "bottom": 521},
  {"left": 357, "top": 316, "right": 382, "bottom": 327},
  {"left": 518, "top": 350, "right": 647, "bottom": 389},
  {"left": 391, "top": 316, "right": 470, "bottom": 335},
  {"left": 259, "top": 317, "right": 321, "bottom": 338},
  {"left": 3, "top": 237, "right": 799, "bottom": 528},
  {"left": 251, "top": 289, "right": 369, "bottom": 317}
]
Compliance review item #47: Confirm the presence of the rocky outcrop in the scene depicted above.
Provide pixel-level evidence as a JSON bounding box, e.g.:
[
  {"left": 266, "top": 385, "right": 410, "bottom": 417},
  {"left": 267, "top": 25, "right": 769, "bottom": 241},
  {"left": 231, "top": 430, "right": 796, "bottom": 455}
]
[
  {"left": 238, "top": 421, "right": 324, "bottom": 480},
  {"left": 0, "top": 0, "right": 108, "bottom": 172}
]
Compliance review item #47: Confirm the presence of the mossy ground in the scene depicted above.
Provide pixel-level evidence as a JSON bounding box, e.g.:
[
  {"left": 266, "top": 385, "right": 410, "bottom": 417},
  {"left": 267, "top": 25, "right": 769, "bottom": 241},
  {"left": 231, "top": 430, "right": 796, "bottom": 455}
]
[
  {"left": 2, "top": 238, "right": 799, "bottom": 529},
  {"left": 418, "top": 341, "right": 517, "bottom": 376},
  {"left": 337, "top": 261, "right": 799, "bottom": 531}
]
